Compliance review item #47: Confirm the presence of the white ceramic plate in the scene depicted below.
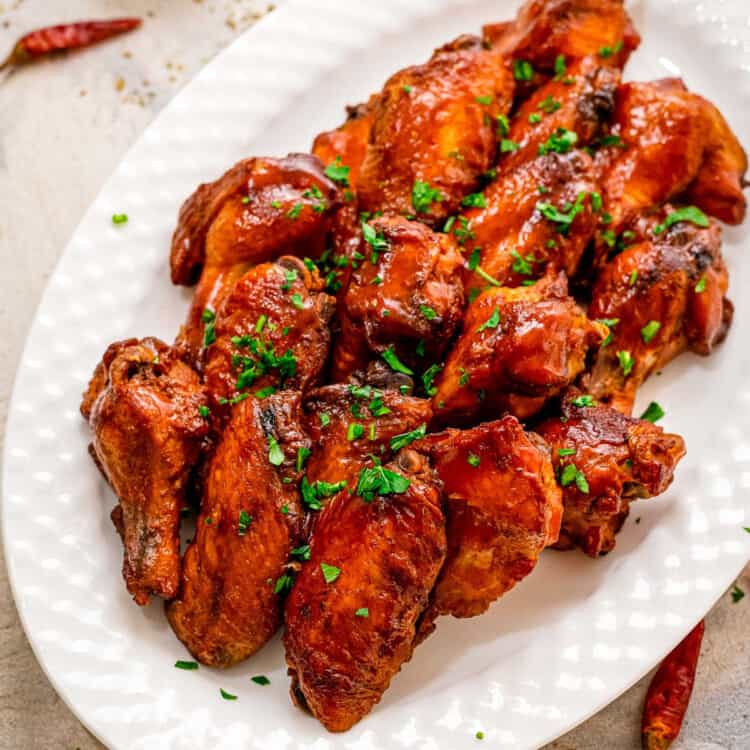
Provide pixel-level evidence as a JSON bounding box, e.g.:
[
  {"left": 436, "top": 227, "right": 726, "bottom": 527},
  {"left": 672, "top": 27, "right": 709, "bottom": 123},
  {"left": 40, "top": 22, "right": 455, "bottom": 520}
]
[{"left": 4, "top": 1, "right": 750, "bottom": 748}]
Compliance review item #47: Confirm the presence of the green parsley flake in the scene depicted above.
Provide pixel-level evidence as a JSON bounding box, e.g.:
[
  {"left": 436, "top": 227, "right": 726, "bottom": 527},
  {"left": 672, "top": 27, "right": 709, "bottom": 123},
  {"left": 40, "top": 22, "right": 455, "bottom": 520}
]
[
  {"left": 511, "top": 249, "right": 535, "bottom": 275},
  {"left": 641, "top": 320, "right": 661, "bottom": 344},
  {"left": 538, "top": 128, "right": 578, "bottom": 155},
  {"left": 274, "top": 573, "right": 294, "bottom": 594},
  {"left": 287, "top": 203, "right": 303, "bottom": 219},
  {"left": 356, "top": 465, "right": 410, "bottom": 502},
  {"left": 238, "top": 510, "right": 253, "bottom": 536},
  {"left": 174, "top": 660, "right": 199, "bottom": 670},
  {"left": 347, "top": 422, "right": 364, "bottom": 441},
  {"left": 640, "top": 401, "right": 665, "bottom": 423},
  {"left": 695, "top": 276, "right": 707, "bottom": 293},
  {"left": 558, "top": 447, "right": 576, "bottom": 457},
  {"left": 538, "top": 95, "right": 561, "bottom": 114},
  {"left": 290, "top": 544, "right": 311, "bottom": 561},
  {"left": 467, "top": 453, "right": 481, "bottom": 467},
  {"left": 560, "top": 463, "right": 589, "bottom": 493},
  {"left": 731, "top": 584, "right": 745, "bottom": 603},
  {"left": 412, "top": 180, "right": 443, "bottom": 213},
  {"left": 267, "top": 436, "right": 284, "bottom": 466},
  {"left": 513, "top": 59, "right": 534, "bottom": 81},
  {"left": 296, "top": 446, "right": 311, "bottom": 472},
  {"left": 112, "top": 213, "right": 128, "bottom": 225},
  {"left": 355, "top": 607, "right": 369, "bottom": 617},
  {"left": 420, "top": 305, "right": 438, "bottom": 321},
  {"left": 290, "top": 293, "right": 304, "bottom": 310},
  {"left": 475, "top": 95, "right": 493, "bottom": 105},
  {"left": 629, "top": 269, "right": 638, "bottom": 286},
  {"left": 321, "top": 562, "right": 341, "bottom": 584},
  {"left": 571, "top": 394, "right": 594, "bottom": 407},
  {"left": 617, "top": 350, "right": 635, "bottom": 377},
  {"left": 653, "top": 205, "right": 710, "bottom": 235},
  {"left": 554, "top": 55, "right": 566, "bottom": 77},
  {"left": 251, "top": 675, "right": 270, "bottom": 685},
  {"left": 198, "top": 405, "right": 211, "bottom": 419},
  {"left": 528, "top": 113, "right": 542, "bottom": 124},
  {"left": 476, "top": 731, "right": 485, "bottom": 741},
  {"left": 220, "top": 688, "right": 237, "bottom": 701},
  {"left": 500, "top": 139, "right": 520, "bottom": 153},
  {"left": 477, "top": 306, "right": 501, "bottom": 333},
  {"left": 422, "top": 363, "right": 442, "bottom": 397},
  {"left": 324, "top": 156, "right": 350, "bottom": 186},
  {"left": 496, "top": 114, "right": 510, "bottom": 137},
  {"left": 390, "top": 423, "right": 427, "bottom": 451},
  {"left": 461, "top": 192, "right": 487, "bottom": 209},
  {"left": 255, "top": 385, "right": 277, "bottom": 399},
  {"left": 382, "top": 346, "right": 414, "bottom": 375}
]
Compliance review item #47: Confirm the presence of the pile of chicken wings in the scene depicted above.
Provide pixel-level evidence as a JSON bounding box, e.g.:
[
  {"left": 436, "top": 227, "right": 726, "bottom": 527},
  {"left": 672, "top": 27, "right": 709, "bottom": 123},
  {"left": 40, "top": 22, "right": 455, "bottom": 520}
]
[{"left": 80, "top": 0, "right": 747, "bottom": 732}]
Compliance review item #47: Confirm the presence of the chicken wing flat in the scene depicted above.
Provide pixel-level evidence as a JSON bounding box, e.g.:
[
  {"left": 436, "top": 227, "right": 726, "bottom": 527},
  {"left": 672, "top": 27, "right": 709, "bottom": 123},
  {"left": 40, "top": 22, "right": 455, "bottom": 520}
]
[
  {"left": 357, "top": 35, "right": 514, "bottom": 224},
  {"left": 202, "top": 257, "right": 334, "bottom": 414},
  {"left": 484, "top": 0, "right": 640, "bottom": 74},
  {"left": 501, "top": 55, "right": 619, "bottom": 174},
  {"left": 81, "top": 337, "right": 208, "bottom": 605},
  {"left": 171, "top": 154, "right": 340, "bottom": 361},
  {"left": 596, "top": 79, "right": 747, "bottom": 256},
  {"left": 460, "top": 151, "right": 598, "bottom": 296},
  {"left": 302, "top": 384, "right": 433, "bottom": 489},
  {"left": 167, "top": 392, "right": 307, "bottom": 667},
  {"left": 415, "top": 416, "right": 561, "bottom": 628},
  {"left": 433, "top": 272, "right": 606, "bottom": 424},
  {"left": 536, "top": 391, "right": 686, "bottom": 557},
  {"left": 332, "top": 215, "right": 465, "bottom": 381},
  {"left": 284, "top": 451, "right": 446, "bottom": 732},
  {"left": 588, "top": 210, "right": 731, "bottom": 413}
]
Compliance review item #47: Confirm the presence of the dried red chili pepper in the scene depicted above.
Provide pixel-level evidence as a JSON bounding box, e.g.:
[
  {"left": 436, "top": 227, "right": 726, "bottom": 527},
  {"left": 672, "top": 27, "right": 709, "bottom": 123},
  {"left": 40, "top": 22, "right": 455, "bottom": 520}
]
[
  {"left": 0, "top": 18, "right": 142, "bottom": 71},
  {"left": 642, "top": 619, "right": 705, "bottom": 750}
]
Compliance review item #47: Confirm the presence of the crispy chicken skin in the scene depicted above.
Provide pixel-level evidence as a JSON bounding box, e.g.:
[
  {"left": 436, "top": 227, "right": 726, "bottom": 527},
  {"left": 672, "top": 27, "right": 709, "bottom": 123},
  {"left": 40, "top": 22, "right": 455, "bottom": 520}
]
[
  {"left": 596, "top": 79, "right": 747, "bottom": 249},
  {"left": 434, "top": 272, "right": 606, "bottom": 424},
  {"left": 588, "top": 213, "right": 731, "bottom": 414},
  {"left": 501, "top": 56, "right": 619, "bottom": 174},
  {"left": 284, "top": 451, "right": 446, "bottom": 733},
  {"left": 303, "top": 384, "right": 433, "bottom": 488},
  {"left": 203, "top": 257, "right": 335, "bottom": 414},
  {"left": 536, "top": 392, "right": 686, "bottom": 557},
  {"left": 332, "top": 216, "right": 465, "bottom": 380},
  {"left": 81, "top": 337, "right": 208, "bottom": 605},
  {"left": 461, "top": 151, "right": 598, "bottom": 295},
  {"left": 357, "top": 35, "right": 514, "bottom": 224},
  {"left": 415, "top": 417, "right": 561, "bottom": 629},
  {"left": 484, "top": 0, "right": 640, "bottom": 72},
  {"left": 167, "top": 392, "right": 307, "bottom": 667},
  {"left": 171, "top": 154, "right": 340, "bottom": 361}
]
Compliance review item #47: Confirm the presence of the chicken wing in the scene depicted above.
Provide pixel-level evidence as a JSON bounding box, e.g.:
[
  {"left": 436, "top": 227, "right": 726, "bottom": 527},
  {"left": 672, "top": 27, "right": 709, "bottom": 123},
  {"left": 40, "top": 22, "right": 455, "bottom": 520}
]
[
  {"left": 332, "top": 215, "right": 465, "bottom": 381},
  {"left": 167, "top": 392, "right": 307, "bottom": 667},
  {"left": 459, "top": 151, "right": 598, "bottom": 296},
  {"left": 587, "top": 210, "right": 731, "bottom": 413},
  {"left": 536, "top": 391, "right": 686, "bottom": 556},
  {"left": 284, "top": 450, "right": 446, "bottom": 732},
  {"left": 357, "top": 35, "right": 514, "bottom": 224},
  {"left": 171, "top": 154, "right": 341, "bottom": 361},
  {"left": 415, "top": 416, "right": 561, "bottom": 630},
  {"left": 202, "top": 257, "right": 334, "bottom": 416},
  {"left": 81, "top": 337, "right": 208, "bottom": 605},
  {"left": 433, "top": 271, "right": 606, "bottom": 424},
  {"left": 302, "top": 383, "right": 433, "bottom": 488},
  {"left": 596, "top": 79, "right": 747, "bottom": 260}
]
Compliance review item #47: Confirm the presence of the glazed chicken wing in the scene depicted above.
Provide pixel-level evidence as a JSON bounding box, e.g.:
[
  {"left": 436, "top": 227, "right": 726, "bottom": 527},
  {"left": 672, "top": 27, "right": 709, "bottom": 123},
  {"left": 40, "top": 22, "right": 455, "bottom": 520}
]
[
  {"left": 433, "top": 272, "right": 606, "bottom": 424},
  {"left": 357, "top": 35, "right": 514, "bottom": 224},
  {"left": 484, "top": 0, "right": 640, "bottom": 73},
  {"left": 284, "top": 451, "right": 446, "bottom": 732},
  {"left": 536, "top": 391, "right": 686, "bottom": 556},
  {"left": 415, "top": 416, "right": 561, "bottom": 631},
  {"left": 588, "top": 210, "right": 731, "bottom": 413},
  {"left": 596, "top": 79, "right": 747, "bottom": 259},
  {"left": 81, "top": 337, "right": 208, "bottom": 605},
  {"left": 332, "top": 215, "right": 465, "bottom": 380},
  {"left": 202, "top": 257, "right": 334, "bottom": 415},
  {"left": 171, "top": 154, "right": 340, "bottom": 361},
  {"left": 460, "top": 151, "right": 598, "bottom": 296},
  {"left": 167, "top": 392, "right": 307, "bottom": 667},
  {"left": 303, "top": 384, "right": 433, "bottom": 488}
]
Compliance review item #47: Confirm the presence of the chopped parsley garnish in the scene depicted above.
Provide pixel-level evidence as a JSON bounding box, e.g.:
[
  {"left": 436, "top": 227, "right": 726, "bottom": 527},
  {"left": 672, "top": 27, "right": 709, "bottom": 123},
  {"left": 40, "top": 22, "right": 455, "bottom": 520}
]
[
  {"left": 731, "top": 584, "right": 745, "bottom": 603},
  {"left": 538, "top": 95, "right": 561, "bottom": 114},
  {"left": 629, "top": 269, "right": 638, "bottom": 286},
  {"left": 402, "top": 84, "right": 413, "bottom": 93},
  {"left": 280, "top": 504, "right": 289, "bottom": 515},
  {"left": 382, "top": 346, "right": 414, "bottom": 375},
  {"left": 528, "top": 113, "right": 541, "bottom": 124},
  {"left": 513, "top": 59, "right": 534, "bottom": 81},
  {"left": 175, "top": 660, "right": 199, "bottom": 670},
  {"left": 422, "top": 364, "right": 442, "bottom": 397},
  {"left": 694, "top": 276, "right": 707, "bottom": 293},
  {"left": 510, "top": 249, "right": 535, "bottom": 276},
  {"left": 558, "top": 447, "right": 576, "bottom": 457},
  {"left": 476, "top": 731, "right": 485, "bottom": 741},
  {"left": 475, "top": 95, "right": 493, "bottom": 105},
  {"left": 598, "top": 40, "right": 624, "bottom": 58},
  {"left": 320, "top": 413, "right": 331, "bottom": 427},
  {"left": 362, "top": 219, "right": 389, "bottom": 262},
  {"left": 467, "top": 453, "right": 481, "bottom": 467},
  {"left": 281, "top": 268, "right": 298, "bottom": 291},
  {"left": 590, "top": 192, "right": 603, "bottom": 213},
  {"left": 274, "top": 573, "right": 294, "bottom": 594},
  {"left": 321, "top": 562, "right": 341, "bottom": 584},
  {"left": 296, "top": 446, "right": 311, "bottom": 472},
  {"left": 599, "top": 134, "right": 625, "bottom": 148},
  {"left": 601, "top": 229, "right": 617, "bottom": 247},
  {"left": 500, "top": 139, "right": 520, "bottom": 153},
  {"left": 420, "top": 305, "right": 438, "bottom": 321},
  {"left": 538, "top": 128, "right": 578, "bottom": 155},
  {"left": 537, "top": 191, "right": 585, "bottom": 232},
  {"left": 412, "top": 180, "right": 443, "bottom": 213},
  {"left": 290, "top": 293, "right": 304, "bottom": 310},
  {"left": 560, "top": 463, "right": 589, "bottom": 493},
  {"left": 355, "top": 607, "right": 369, "bottom": 617},
  {"left": 368, "top": 394, "right": 391, "bottom": 417},
  {"left": 356, "top": 465, "right": 411, "bottom": 502},
  {"left": 461, "top": 192, "right": 487, "bottom": 209},
  {"left": 347, "top": 422, "right": 364, "bottom": 441},
  {"left": 390, "top": 423, "right": 427, "bottom": 451},
  {"left": 287, "top": 203, "right": 303, "bottom": 219},
  {"left": 255, "top": 386, "right": 276, "bottom": 399},
  {"left": 238, "top": 510, "right": 253, "bottom": 536},
  {"left": 267, "top": 436, "right": 284, "bottom": 466},
  {"left": 477, "top": 306, "right": 501, "bottom": 332},
  {"left": 202, "top": 308, "right": 216, "bottom": 346},
  {"left": 112, "top": 213, "right": 128, "bottom": 225},
  {"left": 198, "top": 405, "right": 211, "bottom": 418},
  {"left": 251, "top": 675, "right": 270, "bottom": 685},
  {"left": 300, "top": 477, "right": 346, "bottom": 510},
  {"left": 220, "top": 688, "right": 237, "bottom": 701},
  {"left": 290, "top": 544, "right": 311, "bottom": 561},
  {"left": 324, "top": 156, "right": 350, "bottom": 186},
  {"left": 617, "top": 350, "right": 634, "bottom": 377},
  {"left": 496, "top": 114, "right": 510, "bottom": 137},
  {"left": 554, "top": 55, "right": 566, "bottom": 77},
  {"left": 571, "top": 394, "right": 594, "bottom": 407},
  {"left": 653, "top": 206, "right": 709, "bottom": 235},
  {"left": 640, "top": 401, "right": 665, "bottom": 423},
  {"left": 641, "top": 320, "right": 661, "bottom": 344}
]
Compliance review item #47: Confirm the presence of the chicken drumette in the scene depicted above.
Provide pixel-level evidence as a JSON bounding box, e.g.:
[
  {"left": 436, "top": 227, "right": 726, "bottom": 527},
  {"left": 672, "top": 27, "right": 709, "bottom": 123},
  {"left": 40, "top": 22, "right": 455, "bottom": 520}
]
[
  {"left": 81, "top": 337, "right": 208, "bottom": 605},
  {"left": 284, "top": 451, "right": 446, "bottom": 732},
  {"left": 536, "top": 391, "right": 686, "bottom": 557},
  {"left": 167, "top": 392, "right": 308, "bottom": 667},
  {"left": 433, "top": 271, "right": 606, "bottom": 424}
]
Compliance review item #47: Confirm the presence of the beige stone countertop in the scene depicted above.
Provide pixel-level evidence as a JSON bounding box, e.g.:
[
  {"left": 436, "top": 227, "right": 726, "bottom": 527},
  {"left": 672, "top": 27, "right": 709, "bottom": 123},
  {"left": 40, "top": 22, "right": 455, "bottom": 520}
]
[{"left": 0, "top": 2, "right": 747, "bottom": 748}]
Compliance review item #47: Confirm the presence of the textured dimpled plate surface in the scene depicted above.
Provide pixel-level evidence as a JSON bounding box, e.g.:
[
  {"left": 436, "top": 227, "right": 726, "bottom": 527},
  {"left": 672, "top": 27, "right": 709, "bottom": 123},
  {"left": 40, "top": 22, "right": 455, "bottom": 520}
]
[{"left": 3, "top": 1, "right": 750, "bottom": 748}]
